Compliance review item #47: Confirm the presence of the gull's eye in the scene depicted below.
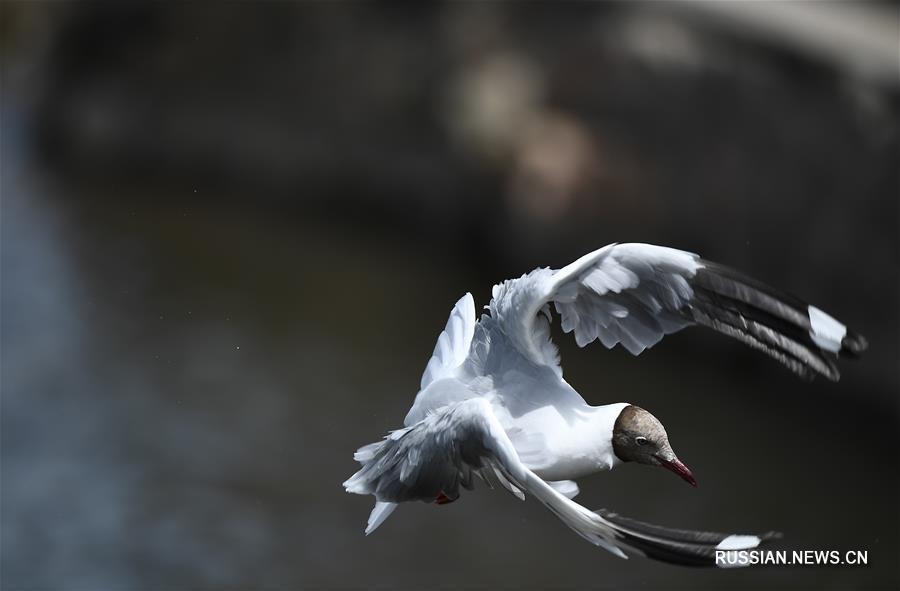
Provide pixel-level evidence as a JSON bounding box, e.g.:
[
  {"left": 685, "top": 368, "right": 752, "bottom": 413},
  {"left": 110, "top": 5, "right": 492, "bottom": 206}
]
[{"left": 635, "top": 436, "right": 649, "bottom": 446}]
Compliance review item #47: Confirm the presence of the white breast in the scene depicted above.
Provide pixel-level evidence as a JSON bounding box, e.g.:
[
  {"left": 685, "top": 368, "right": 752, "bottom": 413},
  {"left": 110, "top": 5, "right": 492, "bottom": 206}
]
[{"left": 494, "top": 401, "right": 628, "bottom": 481}]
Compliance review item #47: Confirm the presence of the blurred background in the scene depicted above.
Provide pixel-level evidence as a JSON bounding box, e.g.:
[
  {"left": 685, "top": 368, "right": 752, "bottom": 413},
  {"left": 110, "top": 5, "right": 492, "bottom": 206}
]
[{"left": 2, "top": 2, "right": 898, "bottom": 589}]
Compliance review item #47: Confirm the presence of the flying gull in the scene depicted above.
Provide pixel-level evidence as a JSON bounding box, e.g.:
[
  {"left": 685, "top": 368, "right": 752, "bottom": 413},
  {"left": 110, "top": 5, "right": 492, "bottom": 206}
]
[{"left": 344, "top": 243, "right": 866, "bottom": 566}]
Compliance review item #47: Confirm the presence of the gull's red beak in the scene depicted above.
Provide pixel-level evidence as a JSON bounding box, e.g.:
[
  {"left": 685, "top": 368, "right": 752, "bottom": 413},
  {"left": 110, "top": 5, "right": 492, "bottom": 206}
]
[{"left": 659, "top": 457, "right": 697, "bottom": 487}]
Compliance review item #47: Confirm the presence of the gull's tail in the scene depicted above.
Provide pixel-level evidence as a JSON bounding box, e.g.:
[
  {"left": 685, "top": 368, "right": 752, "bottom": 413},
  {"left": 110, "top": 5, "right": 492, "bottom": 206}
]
[
  {"left": 365, "top": 501, "right": 397, "bottom": 535},
  {"left": 344, "top": 438, "right": 400, "bottom": 535}
]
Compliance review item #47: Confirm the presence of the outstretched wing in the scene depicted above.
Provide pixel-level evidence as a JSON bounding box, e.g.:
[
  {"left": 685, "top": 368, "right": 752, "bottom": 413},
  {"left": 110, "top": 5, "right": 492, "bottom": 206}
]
[
  {"left": 419, "top": 293, "right": 476, "bottom": 390},
  {"left": 344, "top": 398, "right": 773, "bottom": 566},
  {"left": 403, "top": 293, "right": 479, "bottom": 427},
  {"left": 489, "top": 243, "right": 866, "bottom": 381},
  {"left": 594, "top": 509, "right": 782, "bottom": 567},
  {"left": 345, "top": 398, "right": 531, "bottom": 534}
]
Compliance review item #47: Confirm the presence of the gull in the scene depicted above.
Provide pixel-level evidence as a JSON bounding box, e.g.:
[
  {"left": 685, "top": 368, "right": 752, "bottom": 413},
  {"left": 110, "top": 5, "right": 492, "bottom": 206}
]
[{"left": 344, "top": 243, "right": 866, "bottom": 566}]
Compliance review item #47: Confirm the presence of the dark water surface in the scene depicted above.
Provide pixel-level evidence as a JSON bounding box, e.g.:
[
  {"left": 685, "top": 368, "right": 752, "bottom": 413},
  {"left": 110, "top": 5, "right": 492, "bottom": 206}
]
[
  {"left": 4, "top": 134, "right": 898, "bottom": 589},
  {"left": 2, "top": 4, "right": 899, "bottom": 589}
]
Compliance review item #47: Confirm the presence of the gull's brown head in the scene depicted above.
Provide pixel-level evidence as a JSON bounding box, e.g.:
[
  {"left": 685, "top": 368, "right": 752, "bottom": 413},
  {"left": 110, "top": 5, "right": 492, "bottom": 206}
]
[{"left": 612, "top": 405, "right": 697, "bottom": 487}]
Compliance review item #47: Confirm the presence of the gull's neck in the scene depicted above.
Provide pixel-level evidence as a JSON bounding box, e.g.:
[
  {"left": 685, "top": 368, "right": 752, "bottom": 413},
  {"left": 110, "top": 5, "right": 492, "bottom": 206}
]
[
  {"left": 582, "top": 402, "right": 629, "bottom": 471},
  {"left": 530, "top": 402, "right": 629, "bottom": 481}
]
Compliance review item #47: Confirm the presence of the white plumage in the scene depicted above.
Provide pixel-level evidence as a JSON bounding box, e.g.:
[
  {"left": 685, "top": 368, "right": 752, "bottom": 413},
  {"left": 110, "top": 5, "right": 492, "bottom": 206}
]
[
  {"left": 419, "top": 293, "right": 476, "bottom": 390},
  {"left": 345, "top": 243, "right": 865, "bottom": 566}
]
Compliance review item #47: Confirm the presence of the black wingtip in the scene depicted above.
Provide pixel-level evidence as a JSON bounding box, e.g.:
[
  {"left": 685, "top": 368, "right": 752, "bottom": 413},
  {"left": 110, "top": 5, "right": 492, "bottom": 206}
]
[
  {"left": 596, "top": 508, "right": 782, "bottom": 568},
  {"left": 760, "top": 530, "right": 784, "bottom": 542},
  {"left": 841, "top": 332, "right": 869, "bottom": 357},
  {"left": 692, "top": 260, "right": 868, "bottom": 380}
]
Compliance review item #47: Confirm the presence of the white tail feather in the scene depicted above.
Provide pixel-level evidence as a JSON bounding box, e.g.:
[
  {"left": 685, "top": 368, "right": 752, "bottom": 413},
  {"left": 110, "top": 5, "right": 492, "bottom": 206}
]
[{"left": 365, "top": 501, "right": 398, "bottom": 535}]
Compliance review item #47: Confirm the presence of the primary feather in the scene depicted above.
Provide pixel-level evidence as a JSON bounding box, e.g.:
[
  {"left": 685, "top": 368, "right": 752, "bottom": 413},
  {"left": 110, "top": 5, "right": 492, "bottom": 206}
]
[{"left": 346, "top": 242, "right": 865, "bottom": 566}]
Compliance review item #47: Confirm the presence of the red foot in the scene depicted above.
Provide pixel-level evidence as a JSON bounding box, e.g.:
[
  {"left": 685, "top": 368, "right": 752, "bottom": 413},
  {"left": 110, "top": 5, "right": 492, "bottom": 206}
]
[{"left": 435, "top": 491, "right": 456, "bottom": 505}]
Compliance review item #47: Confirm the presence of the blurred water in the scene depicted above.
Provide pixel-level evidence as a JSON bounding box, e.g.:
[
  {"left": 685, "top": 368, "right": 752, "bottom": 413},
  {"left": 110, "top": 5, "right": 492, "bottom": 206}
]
[
  {"left": 2, "top": 4, "right": 899, "bottom": 590},
  {"left": 3, "top": 109, "right": 898, "bottom": 589}
]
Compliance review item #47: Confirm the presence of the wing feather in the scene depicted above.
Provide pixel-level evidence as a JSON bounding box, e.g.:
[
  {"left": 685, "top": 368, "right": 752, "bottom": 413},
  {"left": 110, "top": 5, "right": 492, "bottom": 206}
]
[
  {"left": 420, "top": 293, "right": 477, "bottom": 390},
  {"left": 347, "top": 399, "right": 776, "bottom": 565},
  {"left": 487, "top": 243, "right": 865, "bottom": 381}
]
